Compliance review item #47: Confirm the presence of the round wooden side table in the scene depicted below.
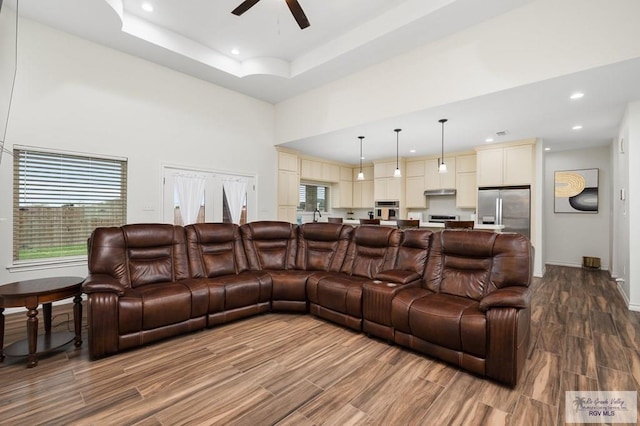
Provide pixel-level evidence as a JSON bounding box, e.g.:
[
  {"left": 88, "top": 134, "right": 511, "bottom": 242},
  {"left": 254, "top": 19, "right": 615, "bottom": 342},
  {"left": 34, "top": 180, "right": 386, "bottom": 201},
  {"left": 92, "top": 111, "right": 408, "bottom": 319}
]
[{"left": 0, "top": 276, "right": 84, "bottom": 367}]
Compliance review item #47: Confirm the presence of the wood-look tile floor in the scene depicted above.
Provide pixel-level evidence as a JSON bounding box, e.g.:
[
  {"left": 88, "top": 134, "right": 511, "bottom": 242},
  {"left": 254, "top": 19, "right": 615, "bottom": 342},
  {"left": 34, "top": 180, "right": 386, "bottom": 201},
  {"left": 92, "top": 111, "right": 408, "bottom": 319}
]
[{"left": 2, "top": 265, "right": 640, "bottom": 425}]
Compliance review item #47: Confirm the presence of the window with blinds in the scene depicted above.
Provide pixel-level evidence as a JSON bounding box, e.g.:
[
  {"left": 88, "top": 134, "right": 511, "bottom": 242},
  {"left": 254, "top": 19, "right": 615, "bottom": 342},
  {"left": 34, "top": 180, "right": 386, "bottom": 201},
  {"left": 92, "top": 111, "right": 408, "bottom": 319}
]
[
  {"left": 13, "top": 148, "right": 127, "bottom": 262},
  {"left": 298, "top": 182, "right": 329, "bottom": 212}
]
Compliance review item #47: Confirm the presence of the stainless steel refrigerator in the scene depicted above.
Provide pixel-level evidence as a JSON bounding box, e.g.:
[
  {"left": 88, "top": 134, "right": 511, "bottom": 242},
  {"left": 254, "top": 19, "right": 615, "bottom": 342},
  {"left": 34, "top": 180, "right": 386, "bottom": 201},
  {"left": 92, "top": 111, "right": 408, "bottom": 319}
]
[{"left": 477, "top": 186, "right": 530, "bottom": 239}]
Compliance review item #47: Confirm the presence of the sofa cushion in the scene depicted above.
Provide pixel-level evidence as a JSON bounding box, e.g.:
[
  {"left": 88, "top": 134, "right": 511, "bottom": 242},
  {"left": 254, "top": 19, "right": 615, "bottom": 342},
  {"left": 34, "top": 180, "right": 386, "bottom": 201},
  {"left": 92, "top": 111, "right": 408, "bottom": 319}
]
[
  {"left": 119, "top": 283, "right": 192, "bottom": 333},
  {"left": 241, "top": 221, "right": 297, "bottom": 270},
  {"left": 296, "top": 223, "right": 352, "bottom": 272},
  {"left": 185, "top": 223, "right": 248, "bottom": 278},
  {"left": 406, "top": 293, "right": 486, "bottom": 357},
  {"left": 424, "top": 230, "right": 496, "bottom": 300},
  {"left": 341, "top": 226, "right": 400, "bottom": 278},
  {"left": 314, "top": 274, "right": 369, "bottom": 318},
  {"left": 267, "top": 270, "right": 312, "bottom": 302},
  {"left": 394, "top": 229, "right": 432, "bottom": 273},
  {"left": 122, "top": 224, "right": 190, "bottom": 287},
  {"left": 205, "top": 271, "right": 272, "bottom": 312},
  {"left": 128, "top": 247, "right": 173, "bottom": 286}
]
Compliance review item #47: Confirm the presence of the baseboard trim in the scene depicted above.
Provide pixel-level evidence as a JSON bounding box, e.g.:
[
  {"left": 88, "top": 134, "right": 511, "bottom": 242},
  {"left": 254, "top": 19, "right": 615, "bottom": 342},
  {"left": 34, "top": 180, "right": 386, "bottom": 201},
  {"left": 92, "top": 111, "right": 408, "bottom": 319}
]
[{"left": 545, "top": 260, "right": 610, "bottom": 272}]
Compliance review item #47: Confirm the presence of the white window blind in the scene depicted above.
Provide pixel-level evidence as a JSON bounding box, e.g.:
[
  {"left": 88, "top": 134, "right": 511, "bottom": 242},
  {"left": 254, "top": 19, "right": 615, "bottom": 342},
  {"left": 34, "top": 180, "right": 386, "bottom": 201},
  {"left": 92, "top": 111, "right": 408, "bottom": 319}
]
[{"left": 13, "top": 148, "right": 127, "bottom": 262}]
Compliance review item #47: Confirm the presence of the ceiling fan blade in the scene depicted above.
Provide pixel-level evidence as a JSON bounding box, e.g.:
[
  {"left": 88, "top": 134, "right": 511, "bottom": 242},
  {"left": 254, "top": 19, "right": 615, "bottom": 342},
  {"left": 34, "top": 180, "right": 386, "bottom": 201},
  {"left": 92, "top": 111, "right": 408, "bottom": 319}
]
[
  {"left": 231, "top": 0, "right": 262, "bottom": 16},
  {"left": 285, "top": 0, "right": 310, "bottom": 29}
]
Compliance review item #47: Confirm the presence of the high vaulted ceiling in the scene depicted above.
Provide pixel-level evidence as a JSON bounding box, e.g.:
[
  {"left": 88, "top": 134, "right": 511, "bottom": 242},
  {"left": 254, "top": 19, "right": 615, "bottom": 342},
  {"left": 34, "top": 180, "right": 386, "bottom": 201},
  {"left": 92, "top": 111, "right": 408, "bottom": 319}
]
[
  {"left": 7, "top": 0, "right": 640, "bottom": 163},
  {"left": 15, "top": 0, "right": 532, "bottom": 103}
]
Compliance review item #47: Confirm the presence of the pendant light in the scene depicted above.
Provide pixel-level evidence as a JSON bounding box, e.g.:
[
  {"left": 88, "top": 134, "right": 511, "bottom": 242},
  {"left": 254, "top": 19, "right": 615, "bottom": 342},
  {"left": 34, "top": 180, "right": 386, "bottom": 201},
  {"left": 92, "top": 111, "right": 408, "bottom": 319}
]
[
  {"left": 438, "top": 118, "right": 448, "bottom": 173},
  {"left": 357, "top": 136, "right": 365, "bottom": 181},
  {"left": 393, "top": 128, "right": 402, "bottom": 177}
]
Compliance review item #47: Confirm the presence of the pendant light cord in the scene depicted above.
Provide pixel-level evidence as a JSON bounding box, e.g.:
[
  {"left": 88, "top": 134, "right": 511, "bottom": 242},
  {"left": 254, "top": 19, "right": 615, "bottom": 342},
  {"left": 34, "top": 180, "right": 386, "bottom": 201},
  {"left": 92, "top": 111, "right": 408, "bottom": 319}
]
[
  {"left": 0, "top": 0, "right": 19, "bottom": 160},
  {"left": 438, "top": 118, "right": 448, "bottom": 167},
  {"left": 358, "top": 136, "right": 364, "bottom": 173}
]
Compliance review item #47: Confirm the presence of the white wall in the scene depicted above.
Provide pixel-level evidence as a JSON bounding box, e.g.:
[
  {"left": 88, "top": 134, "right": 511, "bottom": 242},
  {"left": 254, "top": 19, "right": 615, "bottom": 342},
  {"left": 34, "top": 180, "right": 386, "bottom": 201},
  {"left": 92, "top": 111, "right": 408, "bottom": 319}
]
[
  {"left": 0, "top": 18, "right": 276, "bottom": 286},
  {"left": 619, "top": 102, "right": 640, "bottom": 309},
  {"left": 275, "top": 0, "right": 640, "bottom": 144},
  {"left": 543, "top": 146, "right": 611, "bottom": 270}
]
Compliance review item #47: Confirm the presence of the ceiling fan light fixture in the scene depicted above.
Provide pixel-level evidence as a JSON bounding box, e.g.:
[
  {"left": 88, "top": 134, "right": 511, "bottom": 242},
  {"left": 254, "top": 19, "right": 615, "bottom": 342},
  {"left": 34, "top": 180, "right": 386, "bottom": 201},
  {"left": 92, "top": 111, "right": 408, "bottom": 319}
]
[{"left": 232, "top": 0, "right": 310, "bottom": 29}]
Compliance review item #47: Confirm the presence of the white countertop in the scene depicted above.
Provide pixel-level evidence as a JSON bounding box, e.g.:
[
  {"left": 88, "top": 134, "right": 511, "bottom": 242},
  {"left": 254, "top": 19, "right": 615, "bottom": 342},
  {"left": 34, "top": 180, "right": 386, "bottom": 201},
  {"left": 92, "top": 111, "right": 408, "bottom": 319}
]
[{"left": 341, "top": 219, "right": 504, "bottom": 231}]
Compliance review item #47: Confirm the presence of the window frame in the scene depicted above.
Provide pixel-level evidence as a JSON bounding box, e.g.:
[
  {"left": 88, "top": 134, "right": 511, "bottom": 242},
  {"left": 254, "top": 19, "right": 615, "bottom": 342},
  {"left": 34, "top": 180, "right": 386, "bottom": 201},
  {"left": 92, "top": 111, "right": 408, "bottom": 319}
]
[
  {"left": 11, "top": 145, "right": 127, "bottom": 270},
  {"left": 298, "top": 181, "right": 331, "bottom": 213}
]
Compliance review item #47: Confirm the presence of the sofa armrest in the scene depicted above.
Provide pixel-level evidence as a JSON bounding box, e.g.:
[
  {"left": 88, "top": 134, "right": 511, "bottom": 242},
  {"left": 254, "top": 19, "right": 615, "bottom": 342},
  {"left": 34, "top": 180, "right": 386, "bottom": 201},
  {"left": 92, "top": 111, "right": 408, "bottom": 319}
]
[
  {"left": 479, "top": 286, "right": 530, "bottom": 312},
  {"left": 374, "top": 270, "right": 421, "bottom": 285},
  {"left": 82, "top": 274, "right": 126, "bottom": 296}
]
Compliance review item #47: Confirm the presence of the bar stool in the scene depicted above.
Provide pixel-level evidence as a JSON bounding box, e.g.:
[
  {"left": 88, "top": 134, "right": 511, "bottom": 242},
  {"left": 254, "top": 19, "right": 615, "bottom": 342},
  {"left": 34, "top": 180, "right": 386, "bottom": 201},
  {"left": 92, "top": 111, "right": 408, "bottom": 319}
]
[
  {"left": 359, "top": 219, "right": 380, "bottom": 225},
  {"left": 396, "top": 219, "right": 420, "bottom": 229},
  {"left": 444, "top": 220, "right": 475, "bottom": 229}
]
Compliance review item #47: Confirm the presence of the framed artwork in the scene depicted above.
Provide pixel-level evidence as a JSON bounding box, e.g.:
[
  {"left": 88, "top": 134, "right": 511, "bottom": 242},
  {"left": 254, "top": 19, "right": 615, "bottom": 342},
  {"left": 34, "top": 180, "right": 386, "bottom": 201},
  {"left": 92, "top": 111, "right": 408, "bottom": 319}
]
[{"left": 554, "top": 168, "right": 599, "bottom": 213}]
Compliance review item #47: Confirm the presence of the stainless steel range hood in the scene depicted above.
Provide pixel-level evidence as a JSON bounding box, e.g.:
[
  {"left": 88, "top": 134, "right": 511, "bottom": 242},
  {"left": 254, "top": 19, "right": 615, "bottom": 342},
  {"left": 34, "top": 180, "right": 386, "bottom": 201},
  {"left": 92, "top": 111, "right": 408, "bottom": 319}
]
[{"left": 424, "top": 189, "right": 456, "bottom": 196}]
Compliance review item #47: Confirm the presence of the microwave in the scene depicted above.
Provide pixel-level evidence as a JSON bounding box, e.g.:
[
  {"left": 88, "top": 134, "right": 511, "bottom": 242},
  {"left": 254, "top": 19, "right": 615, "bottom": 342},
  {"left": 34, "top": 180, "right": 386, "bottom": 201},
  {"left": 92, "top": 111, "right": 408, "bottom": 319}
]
[{"left": 375, "top": 201, "right": 399, "bottom": 220}]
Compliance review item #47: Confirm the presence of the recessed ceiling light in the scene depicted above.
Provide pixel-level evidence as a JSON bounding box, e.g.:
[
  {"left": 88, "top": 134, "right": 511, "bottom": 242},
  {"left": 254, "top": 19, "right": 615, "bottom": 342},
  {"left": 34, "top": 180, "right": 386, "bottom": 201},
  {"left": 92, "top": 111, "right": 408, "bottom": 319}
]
[
  {"left": 231, "top": 48, "right": 240, "bottom": 55},
  {"left": 409, "top": 149, "right": 416, "bottom": 153},
  {"left": 142, "top": 3, "right": 153, "bottom": 12},
  {"left": 544, "top": 147, "right": 551, "bottom": 151},
  {"left": 361, "top": 156, "right": 365, "bottom": 160},
  {"left": 572, "top": 125, "right": 583, "bottom": 130},
  {"left": 570, "top": 92, "right": 584, "bottom": 100},
  {"left": 485, "top": 138, "right": 494, "bottom": 143}
]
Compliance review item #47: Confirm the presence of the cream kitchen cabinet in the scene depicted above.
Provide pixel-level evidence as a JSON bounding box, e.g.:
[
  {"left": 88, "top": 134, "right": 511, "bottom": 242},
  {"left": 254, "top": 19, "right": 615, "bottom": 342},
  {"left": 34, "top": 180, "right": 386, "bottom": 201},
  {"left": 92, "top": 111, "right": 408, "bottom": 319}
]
[
  {"left": 456, "top": 154, "right": 476, "bottom": 173},
  {"left": 332, "top": 167, "right": 353, "bottom": 209},
  {"left": 476, "top": 142, "right": 534, "bottom": 187},
  {"left": 405, "top": 160, "right": 427, "bottom": 208},
  {"left": 374, "top": 177, "right": 402, "bottom": 201},
  {"left": 322, "top": 163, "right": 340, "bottom": 182},
  {"left": 353, "top": 180, "right": 374, "bottom": 208},
  {"left": 406, "top": 160, "right": 425, "bottom": 177},
  {"left": 352, "top": 166, "right": 374, "bottom": 208},
  {"left": 300, "top": 159, "right": 340, "bottom": 183},
  {"left": 424, "top": 157, "right": 456, "bottom": 190},
  {"left": 406, "top": 176, "right": 428, "bottom": 208},
  {"left": 455, "top": 154, "right": 477, "bottom": 208},
  {"left": 456, "top": 172, "right": 477, "bottom": 208},
  {"left": 278, "top": 151, "right": 298, "bottom": 173},
  {"left": 300, "top": 159, "right": 322, "bottom": 180},
  {"left": 277, "top": 205, "right": 297, "bottom": 223},
  {"left": 278, "top": 170, "right": 298, "bottom": 207},
  {"left": 277, "top": 150, "right": 299, "bottom": 223},
  {"left": 374, "top": 160, "right": 403, "bottom": 201}
]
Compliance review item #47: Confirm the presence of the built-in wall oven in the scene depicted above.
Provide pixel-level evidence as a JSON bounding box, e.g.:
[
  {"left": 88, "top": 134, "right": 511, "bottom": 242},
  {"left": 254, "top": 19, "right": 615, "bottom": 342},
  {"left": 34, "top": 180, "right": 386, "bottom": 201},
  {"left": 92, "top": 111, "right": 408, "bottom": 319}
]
[{"left": 375, "top": 201, "right": 400, "bottom": 220}]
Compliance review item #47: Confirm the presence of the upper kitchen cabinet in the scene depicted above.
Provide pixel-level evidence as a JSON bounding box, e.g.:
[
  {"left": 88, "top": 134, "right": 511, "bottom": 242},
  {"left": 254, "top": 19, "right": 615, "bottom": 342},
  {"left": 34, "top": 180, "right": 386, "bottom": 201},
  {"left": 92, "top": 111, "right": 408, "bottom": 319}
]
[
  {"left": 476, "top": 140, "right": 535, "bottom": 187},
  {"left": 352, "top": 165, "right": 374, "bottom": 208},
  {"left": 277, "top": 150, "right": 300, "bottom": 223},
  {"left": 424, "top": 156, "right": 456, "bottom": 190},
  {"left": 455, "top": 154, "right": 477, "bottom": 208},
  {"left": 405, "top": 160, "right": 427, "bottom": 208},
  {"left": 300, "top": 158, "right": 340, "bottom": 183},
  {"left": 332, "top": 166, "right": 353, "bottom": 208},
  {"left": 374, "top": 160, "right": 404, "bottom": 201},
  {"left": 278, "top": 151, "right": 299, "bottom": 173}
]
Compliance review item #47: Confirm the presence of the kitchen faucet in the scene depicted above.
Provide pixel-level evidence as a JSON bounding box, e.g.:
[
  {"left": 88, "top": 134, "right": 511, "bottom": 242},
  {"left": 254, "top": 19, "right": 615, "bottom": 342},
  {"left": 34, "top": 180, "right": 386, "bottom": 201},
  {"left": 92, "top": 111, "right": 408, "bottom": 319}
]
[{"left": 313, "top": 208, "right": 322, "bottom": 223}]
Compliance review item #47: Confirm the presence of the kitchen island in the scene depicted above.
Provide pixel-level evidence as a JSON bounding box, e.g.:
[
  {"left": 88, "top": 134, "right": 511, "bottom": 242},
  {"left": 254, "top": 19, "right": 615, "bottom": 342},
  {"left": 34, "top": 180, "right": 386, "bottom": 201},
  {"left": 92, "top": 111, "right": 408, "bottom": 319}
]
[{"left": 342, "top": 219, "right": 505, "bottom": 232}]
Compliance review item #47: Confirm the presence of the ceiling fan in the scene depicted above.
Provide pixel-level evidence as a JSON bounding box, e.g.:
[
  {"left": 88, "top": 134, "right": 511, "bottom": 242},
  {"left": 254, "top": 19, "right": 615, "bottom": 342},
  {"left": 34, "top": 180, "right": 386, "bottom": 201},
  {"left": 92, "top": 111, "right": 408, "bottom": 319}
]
[{"left": 232, "top": 0, "right": 310, "bottom": 30}]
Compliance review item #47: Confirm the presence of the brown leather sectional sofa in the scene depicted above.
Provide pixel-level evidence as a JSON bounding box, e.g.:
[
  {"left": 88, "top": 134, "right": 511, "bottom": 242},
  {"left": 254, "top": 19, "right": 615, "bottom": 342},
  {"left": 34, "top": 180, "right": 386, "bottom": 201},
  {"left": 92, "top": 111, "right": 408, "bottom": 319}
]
[{"left": 83, "top": 221, "right": 533, "bottom": 386}]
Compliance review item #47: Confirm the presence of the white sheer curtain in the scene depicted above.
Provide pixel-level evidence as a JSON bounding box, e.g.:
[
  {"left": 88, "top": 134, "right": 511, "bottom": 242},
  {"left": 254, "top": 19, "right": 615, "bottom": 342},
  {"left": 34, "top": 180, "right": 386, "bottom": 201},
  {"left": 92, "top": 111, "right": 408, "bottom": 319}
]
[
  {"left": 223, "top": 177, "right": 248, "bottom": 224},
  {"left": 174, "top": 174, "right": 205, "bottom": 225}
]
